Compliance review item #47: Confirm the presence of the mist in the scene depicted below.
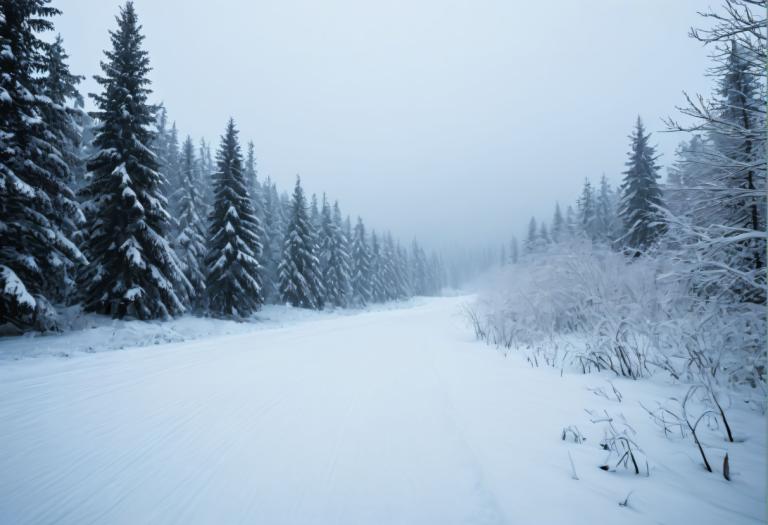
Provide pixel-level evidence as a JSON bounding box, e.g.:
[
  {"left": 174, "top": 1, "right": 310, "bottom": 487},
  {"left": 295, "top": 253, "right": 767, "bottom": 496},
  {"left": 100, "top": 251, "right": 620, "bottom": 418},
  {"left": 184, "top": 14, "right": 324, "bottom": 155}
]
[{"left": 56, "top": 0, "right": 712, "bottom": 249}]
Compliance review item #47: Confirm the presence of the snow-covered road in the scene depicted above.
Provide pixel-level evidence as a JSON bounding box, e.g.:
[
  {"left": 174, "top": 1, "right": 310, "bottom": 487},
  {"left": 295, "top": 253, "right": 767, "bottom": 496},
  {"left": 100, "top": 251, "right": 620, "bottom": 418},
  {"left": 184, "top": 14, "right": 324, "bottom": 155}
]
[{"left": 0, "top": 297, "right": 764, "bottom": 524}]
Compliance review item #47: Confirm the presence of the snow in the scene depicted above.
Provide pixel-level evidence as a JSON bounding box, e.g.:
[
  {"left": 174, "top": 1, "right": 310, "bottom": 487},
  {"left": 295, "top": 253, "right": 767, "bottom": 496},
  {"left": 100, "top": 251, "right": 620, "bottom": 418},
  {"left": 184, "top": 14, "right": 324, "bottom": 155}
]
[
  {"left": 0, "top": 265, "right": 35, "bottom": 309},
  {"left": 0, "top": 296, "right": 764, "bottom": 524}
]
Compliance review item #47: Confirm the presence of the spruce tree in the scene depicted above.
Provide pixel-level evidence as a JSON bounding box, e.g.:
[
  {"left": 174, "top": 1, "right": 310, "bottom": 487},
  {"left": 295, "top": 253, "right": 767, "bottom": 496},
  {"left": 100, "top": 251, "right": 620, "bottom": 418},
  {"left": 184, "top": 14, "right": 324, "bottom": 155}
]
[
  {"left": 524, "top": 217, "right": 538, "bottom": 252},
  {"left": 577, "top": 178, "right": 597, "bottom": 240},
  {"left": 539, "top": 222, "right": 550, "bottom": 244},
  {"left": 39, "top": 34, "right": 87, "bottom": 303},
  {"left": 350, "top": 217, "right": 373, "bottom": 306},
  {"left": 278, "top": 177, "right": 324, "bottom": 308},
  {"left": 0, "top": 0, "right": 85, "bottom": 330},
  {"left": 551, "top": 203, "right": 564, "bottom": 243},
  {"left": 79, "top": 2, "right": 190, "bottom": 319},
  {"left": 319, "top": 199, "right": 352, "bottom": 307},
  {"left": 165, "top": 121, "right": 181, "bottom": 213},
  {"left": 595, "top": 175, "right": 619, "bottom": 244},
  {"left": 369, "top": 231, "right": 386, "bottom": 302},
  {"left": 618, "top": 117, "right": 665, "bottom": 251},
  {"left": 204, "top": 119, "right": 264, "bottom": 318},
  {"left": 262, "top": 178, "right": 285, "bottom": 303},
  {"left": 173, "top": 136, "right": 207, "bottom": 310},
  {"left": 565, "top": 205, "right": 577, "bottom": 237}
]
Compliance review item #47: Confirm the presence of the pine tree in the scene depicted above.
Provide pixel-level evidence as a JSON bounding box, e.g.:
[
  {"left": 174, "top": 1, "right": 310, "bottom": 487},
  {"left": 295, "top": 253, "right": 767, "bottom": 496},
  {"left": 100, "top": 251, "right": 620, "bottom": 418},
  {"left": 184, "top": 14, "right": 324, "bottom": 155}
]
[
  {"left": 618, "top": 117, "right": 665, "bottom": 251},
  {"left": 204, "top": 119, "right": 264, "bottom": 318},
  {"left": 40, "top": 35, "right": 85, "bottom": 193},
  {"left": 539, "top": 222, "right": 550, "bottom": 244},
  {"left": 350, "top": 217, "right": 373, "bottom": 306},
  {"left": 278, "top": 177, "right": 324, "bottom": 308},
  {"left": 577, "top": 178, "right": 597, "bottom": 240},
  {"left": 80, "top": 2, "right": 190, "bottom": 319},
  {"left": 525, "top": 217, "right": 538, "bottom": 252},
  {"left": 410, "top": 240, "right": 429, "bottom": 295},
  {"left": 551, "top": 203, "right": 564, "bottom": 243},
  {"left": 39, "top": 34, "right": 87, "bottom": 303},
  {"left": 165, "top": 121, "right": 181, "bottom": 214},
  {"left": 565, "top": 205, "right": 577, "bottom": 237},
  {"left": 0, "top": 0, "right": 85, "bottom": 330},
  {"left": 319, "top": 198, "right": 352, "bottom": 307},
  {"left": 173, "top": 136, "right": 206, "bottom": 310},
  {"left": 260, "top": 178, "right": 284, "bottom": 302},
  {"left": 369, "top": 231, "right": 386, "bottom": 302},
  {"left": 198, "top": 137, "right": 214, "bottom": 211},
  {"left": 595, "top": 175, "right": 619, "bottom": 244}
]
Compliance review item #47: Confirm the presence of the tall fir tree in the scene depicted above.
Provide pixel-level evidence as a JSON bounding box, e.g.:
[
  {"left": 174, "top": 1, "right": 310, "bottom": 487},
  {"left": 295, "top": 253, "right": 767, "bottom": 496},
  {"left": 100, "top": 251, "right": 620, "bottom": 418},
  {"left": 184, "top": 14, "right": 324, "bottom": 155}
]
[
  {"left": 595, "top": 175, "right": 619, "bottom": 244},
  {"left": 173, "top": 136, "right": 207, "bottom": 310},
  {"left": 551, "top": 202, "right": 564, "bottom": 243},
  {"left": 618, "top": 117, "right": 665, "bottom": 251},
  {"left": 81, "top": 2, "right": 193, "bottom": 319},
  {"left": 369, "top": 231, "right": 386, "bottom": 302},
  {"left": 278, "top": 177, "right": 324, "bottom": 308},
  {"left": 577, "top": 178, "right": 598, "bottom": 240},
  {"left": 204, "top": 119, "right": 264, "bottom": 318},
  {"left": 524, "top": 217, "right": 538, "bottom": 252},
  {"left": 260, "top": 178, "right": 283, "bottom": 302},
  {"left": 0, "top": 0, "right": 85, "bottom": 329},
  {"left": 565, "top": 205, "right": 577, "bottom": 237},
  {"left": 319, "top": 198, "right": 352, "bottom": 307},
  {"left": 39, "top": 34, "right": 87, "bottom": 303},
  {"left": 350, "top": 217, "right": 373, "bottom": 306}
]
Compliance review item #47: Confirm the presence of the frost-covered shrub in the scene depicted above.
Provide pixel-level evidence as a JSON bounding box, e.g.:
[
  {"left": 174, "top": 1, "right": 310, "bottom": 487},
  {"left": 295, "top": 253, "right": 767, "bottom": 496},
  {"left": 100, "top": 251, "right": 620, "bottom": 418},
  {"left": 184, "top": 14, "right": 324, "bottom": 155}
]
[{"left": 470, "top": 240, "right": 766, "bottom": 385}]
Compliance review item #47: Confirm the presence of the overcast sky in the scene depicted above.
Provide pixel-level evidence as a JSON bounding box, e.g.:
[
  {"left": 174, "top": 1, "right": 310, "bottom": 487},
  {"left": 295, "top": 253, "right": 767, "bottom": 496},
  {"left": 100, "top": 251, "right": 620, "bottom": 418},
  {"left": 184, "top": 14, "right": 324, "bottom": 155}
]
[{"left": 56, "top": 0, "right": 714, "bottom": 249}]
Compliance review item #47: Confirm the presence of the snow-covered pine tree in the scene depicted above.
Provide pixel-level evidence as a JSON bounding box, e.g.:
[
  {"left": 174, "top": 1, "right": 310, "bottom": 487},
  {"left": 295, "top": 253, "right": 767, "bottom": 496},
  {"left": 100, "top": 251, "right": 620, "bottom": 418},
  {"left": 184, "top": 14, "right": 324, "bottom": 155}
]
[
  {"left": 565, "top": 205, "right": 577, "bottom": 237},
  {"left": 40, "top": 34, "right": 84, "bottom": 192},
  {"left": 665, "top": 135, "right": 714, "bottom": 222},
  {"left": 165, "top": 121, "right": 181, "bottom": 214},
  {"left": 369, "top": 231, "right": 386, "bottom": 302},
  {"left": 79, "top": 2, "right": 190, "bottom": 319},
  {"left": 259, "top": 178, "right": 282, "bottom": 302},
  {"left": 243, "top": 140, "right": 266, "bottom": 227},
  {"left": 350, "top": 217, "right": 373, "bottom": 306},
  {"left": 39, "top": 33, "right": 87, "bottom": 303},
  {"left": 204, "top": 118, "right": 264, "bottom": 318},
  {"left": 538, "top": 222, "right": 550, "bottom": 245},
  {"left": 524, "top": 217, "right": 538, "bottom": 252},
  {"left": 577, "top": 178, "right": 598, "bottom": 240},
  {"left": 198, "top": 137, "right": 214, "bottom": 211},
  {"left": 0, "top": 0, "right": 86, "bottom": 330},
  {"left": 595, "top": 175, "right": 619, "bottom": 244},
  {"left": 618, "top": 117, "right": 665, "bottom": 251},
  {"left": 551, "top": 202, "right": 564, "bottom": 243},
  {"left": 666, "top": 5, "right": 766, "bottom": 304},
  {"left": 382, "top": 233, "right": 407, "bottom": 300},
  {"left": 172, "top": 136, "right": 206, "bottom": 310},
  {"left": 278, "top": 176, "right": 324, "bottom": 309},
  {"left": 319, "top": 198, "right": 352, "bottom": 307},
  {"left": 310, "top": 193, "right": 321, "bottom": 232},
  {"left": 410, "top": 240, "right": 428, "bottom": 295},
  {"left": 395, "top": 241, "right": 411, "bottom": 297}
]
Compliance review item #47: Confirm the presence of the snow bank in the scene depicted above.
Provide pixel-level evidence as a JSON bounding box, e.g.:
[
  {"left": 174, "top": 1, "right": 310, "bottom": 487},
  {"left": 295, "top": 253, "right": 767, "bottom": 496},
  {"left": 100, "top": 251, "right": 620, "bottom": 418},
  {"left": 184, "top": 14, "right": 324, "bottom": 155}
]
[{"left": 0, "top": 297, "right": 428, "bottom": 361}]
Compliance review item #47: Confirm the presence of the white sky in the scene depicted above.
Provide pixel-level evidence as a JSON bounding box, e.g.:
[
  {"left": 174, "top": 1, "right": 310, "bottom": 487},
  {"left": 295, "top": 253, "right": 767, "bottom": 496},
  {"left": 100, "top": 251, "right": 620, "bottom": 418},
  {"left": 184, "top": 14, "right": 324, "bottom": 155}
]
[{"left": 56, "top": 0, "right": 715, "bottom": 248}]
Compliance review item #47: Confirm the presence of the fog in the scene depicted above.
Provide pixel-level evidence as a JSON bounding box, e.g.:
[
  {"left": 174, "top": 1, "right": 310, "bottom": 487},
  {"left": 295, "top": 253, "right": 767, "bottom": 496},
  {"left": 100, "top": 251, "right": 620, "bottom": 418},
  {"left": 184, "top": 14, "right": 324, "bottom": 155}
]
[{"left": 57, "top": 0, "right": 712, "bottom": 249}]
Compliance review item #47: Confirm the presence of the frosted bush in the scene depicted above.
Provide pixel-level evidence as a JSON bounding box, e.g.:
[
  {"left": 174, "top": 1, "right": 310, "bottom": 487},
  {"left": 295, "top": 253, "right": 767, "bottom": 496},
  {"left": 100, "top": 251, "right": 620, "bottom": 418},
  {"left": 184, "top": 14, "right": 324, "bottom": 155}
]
[{"left": 470, "top": 240, "right": 766, "bottom": 385}]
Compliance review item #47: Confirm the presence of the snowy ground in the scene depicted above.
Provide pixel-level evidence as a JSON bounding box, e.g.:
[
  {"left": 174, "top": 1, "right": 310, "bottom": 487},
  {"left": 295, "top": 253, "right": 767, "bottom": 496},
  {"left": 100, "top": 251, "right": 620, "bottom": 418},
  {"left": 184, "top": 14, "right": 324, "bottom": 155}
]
[{"left": 0, "top": 296, "right": 764, "bottom": 524}]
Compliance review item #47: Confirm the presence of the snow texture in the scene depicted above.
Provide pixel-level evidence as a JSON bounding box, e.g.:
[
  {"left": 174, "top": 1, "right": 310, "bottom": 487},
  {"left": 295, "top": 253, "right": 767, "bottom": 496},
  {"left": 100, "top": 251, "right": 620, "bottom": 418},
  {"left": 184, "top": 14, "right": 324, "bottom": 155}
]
[{"left": 0, "top": 296, "right": 763, "bottom": 524}]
